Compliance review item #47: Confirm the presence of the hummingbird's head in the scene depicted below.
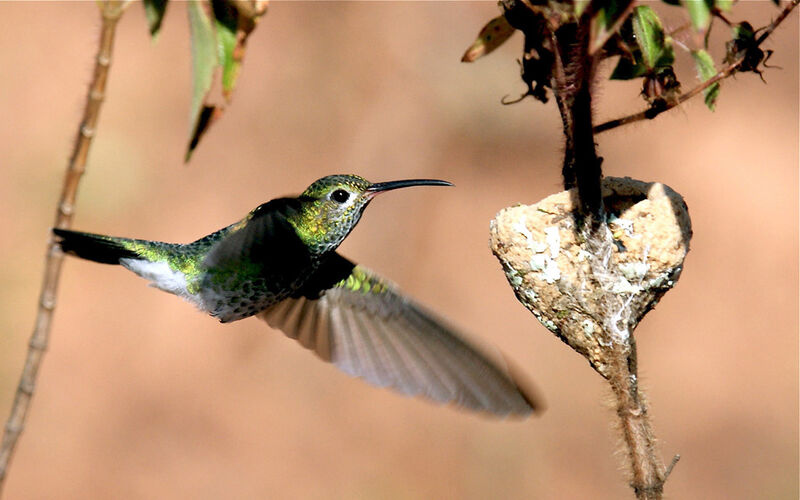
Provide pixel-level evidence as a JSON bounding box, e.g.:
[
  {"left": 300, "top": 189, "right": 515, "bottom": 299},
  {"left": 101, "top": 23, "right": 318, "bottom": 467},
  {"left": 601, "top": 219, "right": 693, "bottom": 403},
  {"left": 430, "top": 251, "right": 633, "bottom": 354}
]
[{"left": 290, "top": 174, "right": 452, "bottom": 255}]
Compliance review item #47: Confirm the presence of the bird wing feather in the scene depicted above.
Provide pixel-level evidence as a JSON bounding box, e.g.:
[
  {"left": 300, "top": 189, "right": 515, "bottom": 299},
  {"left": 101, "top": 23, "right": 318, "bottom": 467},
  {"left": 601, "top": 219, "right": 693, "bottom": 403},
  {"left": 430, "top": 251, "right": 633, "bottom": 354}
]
[{"left": 258, "top": 253, "right": 542, "bottom": 417}]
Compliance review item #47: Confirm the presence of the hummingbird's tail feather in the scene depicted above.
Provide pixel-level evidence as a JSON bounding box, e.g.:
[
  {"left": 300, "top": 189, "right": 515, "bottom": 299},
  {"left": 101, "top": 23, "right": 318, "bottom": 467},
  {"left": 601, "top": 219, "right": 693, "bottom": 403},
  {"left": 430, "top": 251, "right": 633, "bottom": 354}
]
[
  {"left": 53, "top": 228, "right": 141, "bottom": 264},
  {"left": 54, "top": 228, "right": 199, "bottom": 304}
]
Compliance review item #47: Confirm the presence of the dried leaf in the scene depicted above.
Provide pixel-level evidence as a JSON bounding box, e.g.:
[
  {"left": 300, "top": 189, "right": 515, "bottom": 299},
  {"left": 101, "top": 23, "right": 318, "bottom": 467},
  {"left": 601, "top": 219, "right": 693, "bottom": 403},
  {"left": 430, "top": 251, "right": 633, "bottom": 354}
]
[
  {"left": 461, "top": 15, "right": 515, "bottom": 63},
  {"left": 691, "top": 49, "right": 719, "bottom": 110},
  {"left": 143, "top": 0, "right": 168, "bottom": 38}
]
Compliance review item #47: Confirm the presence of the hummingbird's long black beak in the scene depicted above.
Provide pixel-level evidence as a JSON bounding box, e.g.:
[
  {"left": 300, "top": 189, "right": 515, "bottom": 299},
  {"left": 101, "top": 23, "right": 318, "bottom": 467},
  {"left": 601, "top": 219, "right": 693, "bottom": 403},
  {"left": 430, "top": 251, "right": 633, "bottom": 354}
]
[{"left": 365, "top": 179, "right": 453, "bottom": 195}]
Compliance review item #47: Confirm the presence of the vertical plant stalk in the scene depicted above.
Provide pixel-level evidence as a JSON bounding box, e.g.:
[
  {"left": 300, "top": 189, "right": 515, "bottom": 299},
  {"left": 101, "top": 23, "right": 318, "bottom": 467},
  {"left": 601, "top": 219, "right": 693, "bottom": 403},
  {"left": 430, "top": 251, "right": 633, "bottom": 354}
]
[
  {"left": 549, "top": 20, "right": 604, "bottom": 220},
  {"left": 553, "top": 11, "right": 671, "bottom": 499},
  {"left": 0, "top": 2, "right": 128, "bottom": 495},
  {"left": 608, "top": 341, "right": 671, "bottom": 499},
  {"left": 504, "top": 1, "right": 674, "bottom": 497},
  {"left": 546, "top": 6, "right": 675, "bottom": 496}
]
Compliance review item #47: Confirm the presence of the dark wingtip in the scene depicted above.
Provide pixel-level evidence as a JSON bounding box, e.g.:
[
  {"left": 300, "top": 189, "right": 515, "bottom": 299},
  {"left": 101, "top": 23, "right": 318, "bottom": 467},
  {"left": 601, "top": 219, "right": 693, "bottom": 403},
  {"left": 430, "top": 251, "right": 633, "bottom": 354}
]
[{"left": 501, "top": 352, "right": 547, "bottom": 418}]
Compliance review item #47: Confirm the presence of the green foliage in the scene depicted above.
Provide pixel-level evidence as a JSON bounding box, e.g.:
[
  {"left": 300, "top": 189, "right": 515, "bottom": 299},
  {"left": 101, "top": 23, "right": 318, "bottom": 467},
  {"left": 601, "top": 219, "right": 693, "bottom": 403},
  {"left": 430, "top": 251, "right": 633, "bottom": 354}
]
[
  {"left": 691, "top": 49, "right": 720, "bottom": 110},
  {"left": 574, "top": 0, "right": 591, "bottom": 16},
  {"left": 138, "top": 0, "right": 267, "bottom": 161},
  {"left": 187, "top": 1, "right": 218, "bottom": 144},
  {"left": 684, "top": 0, "right": 713, "bottom": 32},
  {"left": 211, "top": 0, "right": 240, "bottom": 96},
  {"left": 465, "top": 0, "right": 790, "bottom": 120},
  {"left": 143, "top": 0, "right": 168, "bottom": 37},
  {"left": 610, "top": 6, "right": 675, "bottom": 81},
  {"left": 715, "top": 0, "right": 733, "bottom": 11},
  {"left": 632, "top": 6, "right": 669, "bottom": 69}
]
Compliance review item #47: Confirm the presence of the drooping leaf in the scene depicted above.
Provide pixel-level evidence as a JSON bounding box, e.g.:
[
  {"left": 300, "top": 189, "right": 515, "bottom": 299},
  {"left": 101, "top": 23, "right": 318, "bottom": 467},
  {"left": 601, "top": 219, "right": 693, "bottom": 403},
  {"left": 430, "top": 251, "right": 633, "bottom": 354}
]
[
  {"left": 187, "top": 0, "right": 219, "bottom": 161},
  {"left": 714, "top": 0, "right": 733, "bottom": 11},
  {"left": 212, "top": 0, "right": 239, "bottom": 95},
  {"left": 691, "top": 49, "right": 719, "bottom": 110},
  {"left": 461, "top": 15, "right": 516, "bottom": 63},
  {"left": 143, "top": 0, "right": 168, "bottom": 38},
  {"left": 610, "top": 7, "right": 674, "bottom": 80},
  {"left": 187, "top": 105, "right": 222, "bottom": 162},
  {"left": 685, "top": 0, "right": 712, "bottom": 32},
  {"left": 631, "top": 6, "right": 666, "bottom": 69},
  {"left": 185, "top": 0, "right": 267, "bottom": 161}
]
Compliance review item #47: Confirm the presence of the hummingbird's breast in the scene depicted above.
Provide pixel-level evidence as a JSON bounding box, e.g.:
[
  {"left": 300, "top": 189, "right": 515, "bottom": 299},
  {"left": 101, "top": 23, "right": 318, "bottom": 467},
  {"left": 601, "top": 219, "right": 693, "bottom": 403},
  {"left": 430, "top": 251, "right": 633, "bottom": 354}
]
[{"left": 197, "top": 258, "right": 321, "bottom": 323}]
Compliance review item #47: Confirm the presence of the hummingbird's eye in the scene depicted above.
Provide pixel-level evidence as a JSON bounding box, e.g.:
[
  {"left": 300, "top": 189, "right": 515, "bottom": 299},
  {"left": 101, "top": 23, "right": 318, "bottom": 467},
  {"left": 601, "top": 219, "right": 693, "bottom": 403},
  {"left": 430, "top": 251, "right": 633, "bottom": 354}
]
[{"left": 331, "top": 189, "right": 350, "bottom": 203}]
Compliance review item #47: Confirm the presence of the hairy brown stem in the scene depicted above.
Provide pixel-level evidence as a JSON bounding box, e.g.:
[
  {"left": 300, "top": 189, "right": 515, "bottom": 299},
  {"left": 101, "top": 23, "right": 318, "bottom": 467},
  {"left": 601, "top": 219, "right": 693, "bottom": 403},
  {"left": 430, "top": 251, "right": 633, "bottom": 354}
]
[
  {"left": 505, "top": 1, "right": 679, "bottom": 497},
  {"left": 607, "top": 339, "right": 669, "bottom": 500},
  {"left": 550, "top": 17, "right": 604, "bottom": 219},
  {"left": 594, "top": 0, "right": 799, "bottom": 134},
  {"left": 0, "top": 2, "right": 128, "bottom": 495}
]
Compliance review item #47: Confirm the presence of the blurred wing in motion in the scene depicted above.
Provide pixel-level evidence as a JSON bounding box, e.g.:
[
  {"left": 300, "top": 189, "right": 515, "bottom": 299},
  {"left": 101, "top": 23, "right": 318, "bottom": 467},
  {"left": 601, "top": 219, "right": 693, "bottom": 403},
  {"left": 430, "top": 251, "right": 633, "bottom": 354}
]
[{"left": 258, "top": 253, "right": 542, "bottom": 417}]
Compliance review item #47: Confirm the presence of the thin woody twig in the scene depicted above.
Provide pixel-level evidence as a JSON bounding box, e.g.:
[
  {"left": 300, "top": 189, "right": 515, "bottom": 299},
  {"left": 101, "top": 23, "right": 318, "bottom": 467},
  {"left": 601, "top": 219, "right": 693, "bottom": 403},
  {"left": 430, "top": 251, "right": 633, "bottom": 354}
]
[
  {"left": 0, "top": 2, "right": 129, "bottom": 495},
  {"left": 594, "top": 61, "right": 738, "bottom": 133},
  {"left": 594, "top": 0, "right": 798, "bottom": 134},
  {"left": 664, "top": 454, "right": 681, "bottom": 480}
]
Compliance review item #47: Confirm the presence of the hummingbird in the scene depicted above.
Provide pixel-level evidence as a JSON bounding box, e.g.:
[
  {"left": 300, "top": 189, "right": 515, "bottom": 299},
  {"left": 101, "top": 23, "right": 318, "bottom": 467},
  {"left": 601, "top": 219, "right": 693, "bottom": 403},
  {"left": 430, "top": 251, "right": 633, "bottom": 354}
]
[{"left": 54, "top": 175, "right": 541, "bottom": 416}]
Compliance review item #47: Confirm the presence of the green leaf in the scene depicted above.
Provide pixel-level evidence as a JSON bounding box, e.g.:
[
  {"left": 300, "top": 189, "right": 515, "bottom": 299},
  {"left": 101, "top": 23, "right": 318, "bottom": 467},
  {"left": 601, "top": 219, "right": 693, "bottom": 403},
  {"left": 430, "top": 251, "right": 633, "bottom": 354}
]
[
  {"left": 692, "top": 49, "right": 719, "bottom": 110},
  {"left": 661, "top": 0, "right": 681, "bottom": 5},
  {"left": 187, "top": 0, "right": 219, "bottom": 160},
  {"left": 685, "top": 0, "right": 712, "bottom": 32},
  {"left": 143, "top": 0, "right": 168, "bottom": 38},
  {"left": 714, "top": 0, "right": 733, "bottom": 11},
  {"left": 211, "top": 0, "right": 239, "bottom": 95},
  {"left": 610, "top": 56, "right": 648, "bottom": 80},
  {"left": 631, "top": 6, "right": 666, "bottom": 69},
  {"left": 589, "top": 0, "right": 635, "bottom": 54},
  {"left": 461, "top": 15, "right": 516, "bottom": 63},
  {"left": 574, "top": 0, "right": 591, "bottom": 16}
]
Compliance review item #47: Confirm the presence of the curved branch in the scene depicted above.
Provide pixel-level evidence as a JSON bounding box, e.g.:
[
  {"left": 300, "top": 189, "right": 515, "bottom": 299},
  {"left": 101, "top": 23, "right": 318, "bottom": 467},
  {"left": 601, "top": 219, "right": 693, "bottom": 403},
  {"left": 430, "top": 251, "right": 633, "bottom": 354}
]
[{"left": 0, "top": 2, "right": 129, "bottom": 494}]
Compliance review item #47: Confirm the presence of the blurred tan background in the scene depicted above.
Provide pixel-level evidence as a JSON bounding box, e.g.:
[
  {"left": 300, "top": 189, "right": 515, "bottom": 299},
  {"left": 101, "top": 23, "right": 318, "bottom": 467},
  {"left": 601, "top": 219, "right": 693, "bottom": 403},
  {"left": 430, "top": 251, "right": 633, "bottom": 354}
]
[{"left": 0, "top": 2, "right": 796, "bottom": 499}]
